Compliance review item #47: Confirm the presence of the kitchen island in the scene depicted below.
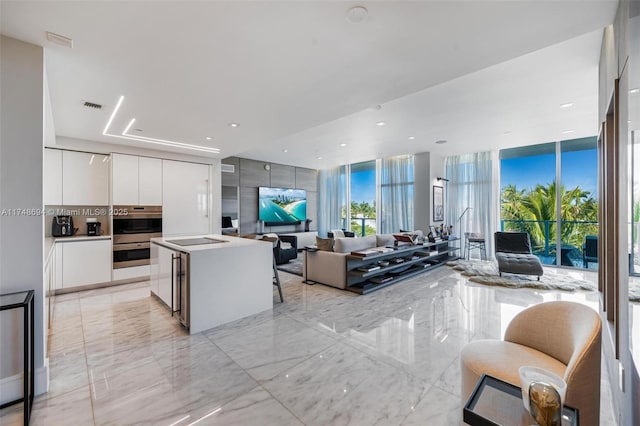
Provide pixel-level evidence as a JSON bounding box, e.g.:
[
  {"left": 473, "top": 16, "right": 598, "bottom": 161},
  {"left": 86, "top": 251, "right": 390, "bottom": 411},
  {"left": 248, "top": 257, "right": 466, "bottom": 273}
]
[{"left": 150, "top": 235, "right": 272, "bottom": 334}]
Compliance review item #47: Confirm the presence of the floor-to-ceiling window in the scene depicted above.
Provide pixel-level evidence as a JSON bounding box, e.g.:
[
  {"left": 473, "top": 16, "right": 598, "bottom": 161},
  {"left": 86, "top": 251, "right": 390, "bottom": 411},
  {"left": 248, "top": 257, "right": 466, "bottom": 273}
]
[
  {"left": 379, "top": 155, "right": 414, "bottom": 234},
  {"left": 560, "top": 138, "right": 599, "bottom": 268},
  {"left": 349, "top": 160, "right": 377, "bottom": 236},
  {"left": 500, "top": 143, "right": 557, "bottom": 263},
  {"left": 500, "top": 138, "right": 598, "bottom": 269}
]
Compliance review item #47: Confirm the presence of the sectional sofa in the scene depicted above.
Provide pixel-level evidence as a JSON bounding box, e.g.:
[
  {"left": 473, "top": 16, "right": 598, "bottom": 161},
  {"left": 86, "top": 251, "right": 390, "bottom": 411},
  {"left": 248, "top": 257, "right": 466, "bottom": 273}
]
[{"left": 304, "top": 234, "right": 397, "bottom": 289}]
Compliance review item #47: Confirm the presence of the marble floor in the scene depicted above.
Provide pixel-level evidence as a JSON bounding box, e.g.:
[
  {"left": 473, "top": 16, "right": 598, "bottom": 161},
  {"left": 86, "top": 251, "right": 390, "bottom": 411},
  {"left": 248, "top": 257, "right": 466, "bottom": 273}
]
[{"left": 1, "top": 266, "right": 618, "bottom": 425}]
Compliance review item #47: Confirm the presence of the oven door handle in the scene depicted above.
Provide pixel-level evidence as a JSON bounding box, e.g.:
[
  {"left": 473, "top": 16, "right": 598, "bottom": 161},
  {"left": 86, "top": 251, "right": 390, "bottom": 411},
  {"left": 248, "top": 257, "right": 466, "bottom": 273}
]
[{"left": 113, "top": 242, "right": 150, "bottom": 251}]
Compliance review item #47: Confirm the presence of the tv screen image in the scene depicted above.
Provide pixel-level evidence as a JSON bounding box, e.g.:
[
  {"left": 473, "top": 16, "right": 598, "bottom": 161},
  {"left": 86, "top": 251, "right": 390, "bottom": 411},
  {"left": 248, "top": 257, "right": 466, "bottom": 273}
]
[{"left": 258, "top": 187, "right": 307, "bottom": 225}]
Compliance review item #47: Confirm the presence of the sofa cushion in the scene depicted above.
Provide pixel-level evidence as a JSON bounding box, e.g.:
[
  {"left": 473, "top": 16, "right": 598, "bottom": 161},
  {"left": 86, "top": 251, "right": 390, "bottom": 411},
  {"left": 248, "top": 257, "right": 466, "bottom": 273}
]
[
  {"left": 334, "top": 235, "right": 377, "bottom": 253},
  {"left": 316, "top": 236, "right": 334, "bottom": 251},
  {"left": 376, "top": 234, "right": 396, "bottom": 247}
]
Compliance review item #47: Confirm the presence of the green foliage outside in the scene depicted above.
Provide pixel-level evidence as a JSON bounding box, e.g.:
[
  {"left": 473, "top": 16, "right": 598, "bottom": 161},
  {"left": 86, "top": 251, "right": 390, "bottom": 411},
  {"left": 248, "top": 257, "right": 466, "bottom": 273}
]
[
  {"left": 342, "top": 201, "right": 377, "bottom": 236},
  {"left": 501, "top": 181, "right": 599, "bottom": 253}
]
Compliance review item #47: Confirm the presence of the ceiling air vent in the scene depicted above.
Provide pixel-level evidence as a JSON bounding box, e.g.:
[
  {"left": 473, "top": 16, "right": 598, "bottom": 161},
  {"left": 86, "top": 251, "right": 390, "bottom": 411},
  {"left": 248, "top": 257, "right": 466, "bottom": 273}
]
[
  {"left": 221, "top": 164, "right": 235, "bottom": 173},
  {"left": 83, "top": 101, "right": 103, "bottom": 110},
  {"left": 46, "top": 31, "right": 73, "bottom": 48}
]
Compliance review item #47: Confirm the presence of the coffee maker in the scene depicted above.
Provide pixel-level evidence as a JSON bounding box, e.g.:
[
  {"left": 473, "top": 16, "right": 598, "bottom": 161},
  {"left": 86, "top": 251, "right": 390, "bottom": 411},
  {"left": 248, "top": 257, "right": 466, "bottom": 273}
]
[
  {"left": 52, "top": 215, "right": 75, "bottom": 237},
  {"left": 86, "top": 218, "right": 102, "bottom": 236}
]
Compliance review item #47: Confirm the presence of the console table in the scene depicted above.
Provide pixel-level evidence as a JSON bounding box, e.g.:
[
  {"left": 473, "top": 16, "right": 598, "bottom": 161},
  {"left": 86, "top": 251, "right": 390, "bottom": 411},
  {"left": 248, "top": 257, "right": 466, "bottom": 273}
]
[
  {"left": 345, "top": 239, "right": 458, "bottom": 294},
  {"left": 0, "top": 290, "right": 35, "bottom": 425}
]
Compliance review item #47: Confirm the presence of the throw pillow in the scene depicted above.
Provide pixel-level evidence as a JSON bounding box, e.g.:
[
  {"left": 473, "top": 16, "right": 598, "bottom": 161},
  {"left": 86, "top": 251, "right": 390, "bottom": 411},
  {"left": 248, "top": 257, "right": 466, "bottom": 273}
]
[{"left": 316, "top": 236, "right": 334, "bottom": 251}]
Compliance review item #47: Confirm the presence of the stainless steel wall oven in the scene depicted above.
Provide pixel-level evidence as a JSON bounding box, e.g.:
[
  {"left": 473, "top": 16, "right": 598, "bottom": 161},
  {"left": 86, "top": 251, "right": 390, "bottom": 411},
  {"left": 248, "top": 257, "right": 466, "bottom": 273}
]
[{"left": 113, "top": 206, "right": 162, "bottom": 268}]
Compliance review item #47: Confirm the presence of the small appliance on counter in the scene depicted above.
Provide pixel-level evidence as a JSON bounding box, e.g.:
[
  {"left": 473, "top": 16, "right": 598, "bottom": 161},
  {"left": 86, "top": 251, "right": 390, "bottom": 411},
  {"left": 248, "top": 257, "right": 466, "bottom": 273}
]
[
  {"left": 52, "top": 215, "right": 77, "bottom": 237},
  {"left": 86, "top": 218, "right": 102, "bottom": 236}
]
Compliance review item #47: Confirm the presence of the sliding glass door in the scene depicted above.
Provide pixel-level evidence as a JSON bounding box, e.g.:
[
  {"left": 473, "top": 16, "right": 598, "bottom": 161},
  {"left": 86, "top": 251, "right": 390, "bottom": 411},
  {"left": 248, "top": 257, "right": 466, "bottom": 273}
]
[{"left": 500, "top": 138, "right": 598, "bottom": 269}]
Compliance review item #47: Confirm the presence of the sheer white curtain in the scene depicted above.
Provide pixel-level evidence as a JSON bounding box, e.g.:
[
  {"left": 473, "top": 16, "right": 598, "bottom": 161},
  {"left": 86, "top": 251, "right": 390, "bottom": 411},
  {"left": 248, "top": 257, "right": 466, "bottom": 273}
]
[
  {"left": 379, "top": 155, "right": 414, "bottom": 233},
  {"left": 445, "top": 151, "right": 500, "bottom": 258},
  {"left": 318, "top": 165, "right": 346, "bottom": 237}
]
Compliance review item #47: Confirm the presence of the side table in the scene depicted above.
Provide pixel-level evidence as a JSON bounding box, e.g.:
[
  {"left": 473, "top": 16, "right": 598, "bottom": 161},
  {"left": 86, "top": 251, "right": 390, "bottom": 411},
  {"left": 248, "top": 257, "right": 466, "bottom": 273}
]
[
  {"left": 0, "top": 290, "right": 35, "bottom": 425},
  {"left": 464, "top": 374, "right": 578, "bottom": 426},
  {"left": 302, "top": 246, "right": 317, "bottom": 284}
]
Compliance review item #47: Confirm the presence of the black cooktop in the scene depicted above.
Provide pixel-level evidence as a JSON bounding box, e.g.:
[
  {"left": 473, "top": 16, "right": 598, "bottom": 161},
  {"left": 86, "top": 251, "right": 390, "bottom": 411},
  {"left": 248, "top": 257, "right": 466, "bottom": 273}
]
[{"left": 167, "top": 237, "right": 227, "bottom": 246}]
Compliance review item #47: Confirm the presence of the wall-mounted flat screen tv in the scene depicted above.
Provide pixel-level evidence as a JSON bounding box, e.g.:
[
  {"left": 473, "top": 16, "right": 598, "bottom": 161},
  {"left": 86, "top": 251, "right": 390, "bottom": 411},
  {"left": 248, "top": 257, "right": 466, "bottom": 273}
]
[{"left": 258, "top": 187, "right": 307, "bottom": 225}]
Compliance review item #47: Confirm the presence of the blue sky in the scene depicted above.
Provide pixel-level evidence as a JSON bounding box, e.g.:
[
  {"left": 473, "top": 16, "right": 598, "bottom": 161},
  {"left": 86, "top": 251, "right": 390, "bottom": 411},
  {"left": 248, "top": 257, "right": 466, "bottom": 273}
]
[
  {"left": 351, "top": 168, "right": 376, "bottom": 204},
  {"left": 349, "top": 148, "right": 598, "bottom": 207},
  {"left": 501, "top": 149, "right": 598, "bottom": 196}
]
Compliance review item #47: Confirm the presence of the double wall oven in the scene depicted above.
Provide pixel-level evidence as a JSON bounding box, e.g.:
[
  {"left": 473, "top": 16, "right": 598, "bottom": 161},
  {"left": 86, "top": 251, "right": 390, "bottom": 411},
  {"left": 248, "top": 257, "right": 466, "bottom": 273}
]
[{"left": 113, "top": 206, "right": 162, "bottom": 269}]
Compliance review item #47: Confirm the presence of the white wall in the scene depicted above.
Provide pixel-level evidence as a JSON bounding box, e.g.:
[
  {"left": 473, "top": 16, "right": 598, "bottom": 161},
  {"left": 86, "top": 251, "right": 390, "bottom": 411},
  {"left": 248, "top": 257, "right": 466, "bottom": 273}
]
[{"left": 0, "top": 35, "right": 48, "bottom": 401}]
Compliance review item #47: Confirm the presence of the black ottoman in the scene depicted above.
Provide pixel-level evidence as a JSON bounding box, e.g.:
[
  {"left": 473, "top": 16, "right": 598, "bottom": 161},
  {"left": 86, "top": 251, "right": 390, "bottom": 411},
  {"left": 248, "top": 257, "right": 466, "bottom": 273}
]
[{"left": 495, "top": 252, "right": 544, "bottom": 279}]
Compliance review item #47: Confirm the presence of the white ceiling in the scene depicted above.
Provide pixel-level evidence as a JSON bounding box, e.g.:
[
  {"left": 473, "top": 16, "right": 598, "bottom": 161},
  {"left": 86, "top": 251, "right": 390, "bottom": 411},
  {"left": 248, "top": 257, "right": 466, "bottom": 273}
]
[{"left": 0, "top": 1, "right": 618, "bottom": 169}]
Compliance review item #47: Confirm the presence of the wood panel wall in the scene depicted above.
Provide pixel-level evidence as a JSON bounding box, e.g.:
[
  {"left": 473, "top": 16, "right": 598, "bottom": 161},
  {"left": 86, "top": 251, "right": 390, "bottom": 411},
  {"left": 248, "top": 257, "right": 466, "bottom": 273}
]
[{"left": 222, "top": 157, "right": 318, "bottom": 235}]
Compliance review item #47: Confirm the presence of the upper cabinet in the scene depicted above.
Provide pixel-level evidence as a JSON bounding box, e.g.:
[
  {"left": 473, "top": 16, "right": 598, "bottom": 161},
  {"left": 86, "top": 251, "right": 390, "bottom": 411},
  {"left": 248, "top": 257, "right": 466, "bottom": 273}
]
[
  {"left": 162, "top": 159, "right": 210, "bottom": 236},
  {"left": 138, "top": 157, "right": 162, "bottom": 205},
  {"left": 60, "top": 150, "right": 109, "bottom": 205},
  {"left": 44, "top": 148, "right": 63, "bottom": 205},
  {"left": 111, "top": 153, "right": 162, "bottom": 205}
]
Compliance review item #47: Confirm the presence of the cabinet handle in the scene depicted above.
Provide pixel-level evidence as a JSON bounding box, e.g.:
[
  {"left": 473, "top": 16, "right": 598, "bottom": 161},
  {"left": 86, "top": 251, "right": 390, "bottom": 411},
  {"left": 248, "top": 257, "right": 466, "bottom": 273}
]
[
  {"left": 205, "top": 179, "right": 209, "bottom": 218},
  {"left": 171, "top": 254, "right": 177, "bottom": 316}
]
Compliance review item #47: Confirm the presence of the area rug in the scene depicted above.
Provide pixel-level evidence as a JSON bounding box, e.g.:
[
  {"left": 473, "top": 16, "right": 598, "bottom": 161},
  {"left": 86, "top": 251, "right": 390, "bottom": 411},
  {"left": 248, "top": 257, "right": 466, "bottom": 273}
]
[
  {"left": 276, "top": 255, "right": 303, "bottom": 276},
  {"left": 447, "top": 260, "right": 597, "bottom": 292}
]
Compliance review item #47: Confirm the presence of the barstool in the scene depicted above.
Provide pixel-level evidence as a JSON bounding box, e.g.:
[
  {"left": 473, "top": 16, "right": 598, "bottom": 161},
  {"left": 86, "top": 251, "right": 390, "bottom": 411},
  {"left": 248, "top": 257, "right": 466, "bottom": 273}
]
[
  {"left": 464, "top": 232, "right": 487, "bottom": 260},
  {"left": 262, "top": 236, "right": 284, "bottom": 302}
]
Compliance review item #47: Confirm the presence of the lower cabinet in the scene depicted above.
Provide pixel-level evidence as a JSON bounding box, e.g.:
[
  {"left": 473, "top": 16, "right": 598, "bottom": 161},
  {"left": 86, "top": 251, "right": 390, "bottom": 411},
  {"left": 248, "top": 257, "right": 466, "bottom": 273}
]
[
  {"left": 61, "top": 239, "right": 112, "bottom": 288},
  {"left": 150, "top": 243, "right": 177, "bottom": 310}
]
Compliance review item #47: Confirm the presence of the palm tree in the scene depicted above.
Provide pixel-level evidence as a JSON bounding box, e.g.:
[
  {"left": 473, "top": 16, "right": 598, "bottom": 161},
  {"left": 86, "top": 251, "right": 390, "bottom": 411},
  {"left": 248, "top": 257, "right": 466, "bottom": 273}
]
[{"left": 502, "top": 181, "right": 598, "bottom": 253}]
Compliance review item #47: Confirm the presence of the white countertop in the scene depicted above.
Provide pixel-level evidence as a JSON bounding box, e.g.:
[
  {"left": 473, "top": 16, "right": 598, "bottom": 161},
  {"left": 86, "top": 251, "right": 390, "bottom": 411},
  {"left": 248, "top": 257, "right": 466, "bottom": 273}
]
[
  {"left": 150, "top": 234, "right": 268, "bottom": 253},
  {"left": 53, "top": 235, "right": 112, "bottom": 243}
]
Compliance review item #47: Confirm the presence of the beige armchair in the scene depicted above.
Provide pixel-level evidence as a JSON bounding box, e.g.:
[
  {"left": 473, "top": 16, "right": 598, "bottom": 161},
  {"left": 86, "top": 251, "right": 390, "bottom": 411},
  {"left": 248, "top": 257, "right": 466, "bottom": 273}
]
[{"left": 461, "top": 301, "right": 602, "bottom": 426}]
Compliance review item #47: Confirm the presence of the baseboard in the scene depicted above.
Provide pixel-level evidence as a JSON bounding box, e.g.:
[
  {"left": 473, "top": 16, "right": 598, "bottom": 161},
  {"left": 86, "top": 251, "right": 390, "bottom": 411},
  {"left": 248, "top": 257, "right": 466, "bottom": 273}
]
[{"left": 0, "top": 359, "right": 49, "bottom": 405}]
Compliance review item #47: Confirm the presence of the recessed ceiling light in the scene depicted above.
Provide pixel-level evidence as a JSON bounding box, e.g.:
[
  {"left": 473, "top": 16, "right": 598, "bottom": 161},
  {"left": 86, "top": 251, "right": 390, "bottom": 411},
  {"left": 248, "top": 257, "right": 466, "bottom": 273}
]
[
  {"left": 317, "top": 156, "right": 323, "bottom": 160},
  {"left": 346, "top": 6, "right": 368, "bottom": 23},
  {"left": 630, "top": 88, "right": 639, "bottom": 94},
  {"left": 376, "top": 121, "right": 386, "bottom": 126},
  {"left": 562, "top": 129, "right": 575, "bottom": 134},
  {"left": 560, "top": 102, "right": 574, "bottom": 108},
  {"left": 283, "top": 149, "right": 288, "bottom": 153},
  {"left": 408, "top": 136, "right": 415, "bottom": 140},
  {"left": 435, "top": 139, "right": 447, "bottom": 144},
  {"left": 229, "top": 123, "right": 239, "bottom": 128},
  {"left": 205, "top": 136, "right": 212, "bottom": 140},
  {"left": 339, "top": 143, "right": 347, "bottom": 147},
  {"left": 503, "top": 131, "right": 512, "bottom": 135}
]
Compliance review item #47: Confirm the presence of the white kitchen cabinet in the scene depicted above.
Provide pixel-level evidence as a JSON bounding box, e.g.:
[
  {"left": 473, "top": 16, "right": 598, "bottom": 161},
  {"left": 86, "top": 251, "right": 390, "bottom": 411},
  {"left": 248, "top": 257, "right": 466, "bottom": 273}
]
[
  {"left": 150, "top": 243, "right": 160, "bottom": 296},
  {"left": 138, "top": 157, "right": 162, "bottom": 205},
  {"left": 111, "top": 154, "right": 162, "bottom": 205},
  {"left": 151, "top": 243, "right": 177, "bottom": 310},
  {"left": 111, "top": 153, "right": 139, "bottom": 205},
  {"left": 44, "top": 148, "right": 63, "bottom": 205},
  {"left": 55, "top": 243, "right": 63, "bottom": 290},
  {"left": 162, "top": 160, "right": 210, "bottom": 236},
  {"left": 61, "top": 239, "right": 111, "bottom": 288},
  {"left": 62, "top": 151, "right": 109, "bottom": 205}
]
